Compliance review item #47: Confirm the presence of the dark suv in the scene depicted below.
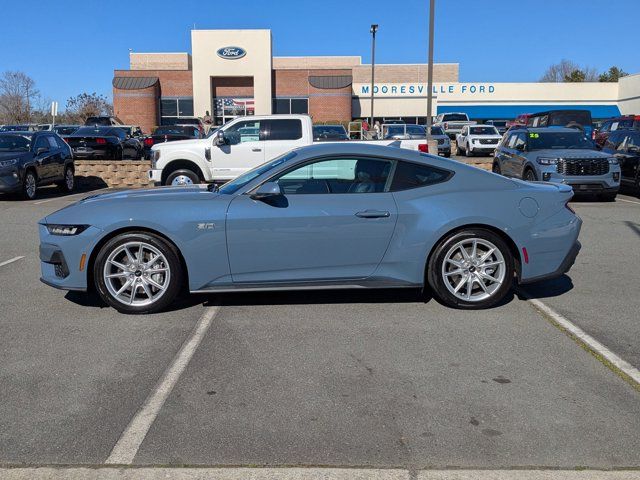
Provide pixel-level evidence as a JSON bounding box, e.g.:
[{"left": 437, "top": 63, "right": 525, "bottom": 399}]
[
  {"left": 0, "top": 131, "right": 74, "bottom": 200},
  {"left": 601, "top": 129, "right": 640, "bottom": 192},
  {"left": 594, "top": 115, "right": 640, "bottom": 149}
]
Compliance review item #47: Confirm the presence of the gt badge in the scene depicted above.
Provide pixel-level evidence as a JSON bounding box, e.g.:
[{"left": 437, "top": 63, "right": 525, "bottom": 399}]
[{"left": 197, "top": 223, "right": 215, "bottom": 230}]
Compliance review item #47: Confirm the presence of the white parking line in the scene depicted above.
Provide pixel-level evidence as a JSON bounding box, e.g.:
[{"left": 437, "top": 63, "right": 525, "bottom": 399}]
[
  {"left": 0, "top": 256, "right": 24, "bottom": 268},
  {"left": 617, "top": 197, "right": 640, "bottom": 206},
  {"left": 522, "top": 293, "right": 640, "bottom": 389},
  {"left": 105, "top": 305, "right": 220, "bottom": 464}
]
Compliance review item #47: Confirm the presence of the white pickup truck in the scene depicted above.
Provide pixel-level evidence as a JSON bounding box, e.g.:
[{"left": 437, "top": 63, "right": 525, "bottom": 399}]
[
  {"left": 149, "top": 115, "right": 431, "bottom": 186},
  {"left": 433, "top": 112, "right": 476, "bottom": 139}
]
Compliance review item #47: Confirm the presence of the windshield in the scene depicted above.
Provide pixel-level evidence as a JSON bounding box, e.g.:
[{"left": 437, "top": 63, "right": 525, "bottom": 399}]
[
  {"left": 218, "top": 151, "right": 297, "bottom": 195},
  {"left": 313, "top": 126, "right": 346, "bottom": 136},
  {"left": 0, "top": 134, "right": 31, "bottom": 151},
  {"left": 548, "top": 111, "right": 592, "bottom": 127},
  {"left": 529, "top": 131, "right": 595, "bottom": 150},
  {"left": 443, "top": 114, "right": 468, "bottom": 121},
  {"left": 54, "top": 126, "right": 79, "bottom": 135},
  {"left": 429, "top": 126, "right": 445, "bottom": 136},
  {"left": 489, "top": 121, "right": 507, "bottom": 127},
  {"left": 470, "top": 126, "right": 498, "bottom": 135},
  {"left": 155, "top": 126, "right": 193, "bottom": 135}
]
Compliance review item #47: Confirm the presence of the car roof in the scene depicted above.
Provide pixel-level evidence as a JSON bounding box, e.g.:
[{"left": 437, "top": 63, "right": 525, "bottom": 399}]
[{"left": 521, "top": 127, "right": 583, "bottom": 133}]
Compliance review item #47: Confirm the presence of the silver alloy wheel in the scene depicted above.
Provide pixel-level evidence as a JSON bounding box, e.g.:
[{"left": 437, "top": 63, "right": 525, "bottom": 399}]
[
  {"left": 65, "top": 169, "right": 74, "bottom": 190},
  {"left": 25, "top": 173, "right": 36, "bottom": 199},
  {"left": 171, "top": 175, "right": 194, "bottom": 186},
  {"left": 441, "top": 238, "right": 506, "bottom": 302},
  {"left": 103, "top": 241, "right": 171, "bottom": 307}
]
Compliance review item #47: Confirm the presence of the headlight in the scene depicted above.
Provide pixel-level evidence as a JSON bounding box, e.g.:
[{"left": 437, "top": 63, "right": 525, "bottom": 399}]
[
  {"left": 537, "top": 157, "right": 559, "bottom": 165},
  {"left": 0, "top": 158, "right": 18, "bottom": 168},
  {"left": 607, "top": 157, "right": 619, "bottom": 165},
  {"left": 46, "top": 224, "right": 89, "bottom": 236}
]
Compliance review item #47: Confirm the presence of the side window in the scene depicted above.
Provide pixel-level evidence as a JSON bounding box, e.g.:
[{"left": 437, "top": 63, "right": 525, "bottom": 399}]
[
  {"left": 500, "top": 133, "right": 512, "bottom": 147},
  {"left": 46, "top": 136, "right": 59, "bottom": 149},
  {"left": 390, "top": 161, "right": 451, "bottom": 192},
  {"left": 600, "top": 121, "right": 611, "bottom": 133},
  {"left": 274, "top": 157, "right": 392, "bottom": 194},
  {"left": 224, "top": 120, "right": 262, "bottom": 145},
  {"left": 34, "top": 136, "right": 49, "bottom": 152},
  {"left": 625, "top": 133, "right": 640, "bottom": 151},
  {"left": 513, "top": 132, "right": 527, "bottom": 150},
  {"left": 266, "top": 119, "right": 302, "bottom": 141},
  {"left": 507, "top": 133, "right": 518, "bottom": 149}
]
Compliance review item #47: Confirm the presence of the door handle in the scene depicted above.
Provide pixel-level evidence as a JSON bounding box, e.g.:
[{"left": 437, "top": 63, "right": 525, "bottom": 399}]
[
  {"left": 355, "top": 210, "right": 390, "bottom": 218},
  {"left": 252, "top": 148, "right": 262, "bottom": 152}
]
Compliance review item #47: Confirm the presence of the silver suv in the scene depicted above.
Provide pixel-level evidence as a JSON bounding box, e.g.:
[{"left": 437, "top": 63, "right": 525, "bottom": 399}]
[{"left": 492, "top": 127, "right": 621, "bottom": 201}]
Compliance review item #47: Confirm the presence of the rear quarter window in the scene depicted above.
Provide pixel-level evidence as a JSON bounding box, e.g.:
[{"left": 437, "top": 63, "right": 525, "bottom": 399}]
[
  {"left": 390, "top": 161, "right": 452, "bottom": 191},
  {"left": 267, "top": 119, "right": 302, "bottom": 141}
]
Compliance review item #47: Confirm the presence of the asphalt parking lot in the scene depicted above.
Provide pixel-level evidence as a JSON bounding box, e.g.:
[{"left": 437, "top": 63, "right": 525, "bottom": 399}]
[{"left": 1, "top": 171, "right": 639, "bottom": 473}]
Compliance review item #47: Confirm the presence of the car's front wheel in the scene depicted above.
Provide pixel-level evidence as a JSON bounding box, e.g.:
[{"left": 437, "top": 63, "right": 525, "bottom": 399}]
[
  {"left": 427, "top": 229, "right": 514, "bottom": 309},
  {"left": 21, "top": 170, "right": 37, "bottom": 200},
  {"left": 94, "top": 232, "right": 183, "bottom": 314},
  {"left": 166, "top": 169, "right": 200, "bottom": 186}
]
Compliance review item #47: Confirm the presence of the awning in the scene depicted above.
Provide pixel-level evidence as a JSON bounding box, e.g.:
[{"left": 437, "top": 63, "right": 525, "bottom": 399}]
[
  {"left": 437, "top": 104, "right": 622, "bottom": 120},
  {"left": 112, "top": 76, "right": 159, "bottom": 90}
]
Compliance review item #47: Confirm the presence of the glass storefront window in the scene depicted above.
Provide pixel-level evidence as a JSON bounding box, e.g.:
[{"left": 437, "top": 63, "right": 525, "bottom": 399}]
[
  {"left": 161, "top": 97, "right": 194, "bottom": 124},
  {"left": 273, "top": 98, "right": 308, "bottom": 115}
]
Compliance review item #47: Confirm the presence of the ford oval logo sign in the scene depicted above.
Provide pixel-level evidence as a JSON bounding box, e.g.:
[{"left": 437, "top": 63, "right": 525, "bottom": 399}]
[{"left": 217, "top": 46, "right": 246, "bottom": 60}]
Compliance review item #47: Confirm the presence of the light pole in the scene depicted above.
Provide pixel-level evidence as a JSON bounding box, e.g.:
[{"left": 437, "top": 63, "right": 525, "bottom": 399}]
[
  {"left": 369, "top": 24, "right": 378, "bottom": 132},
  {"left": 426, "top": 0, "right": 435, "bottom": 127}
]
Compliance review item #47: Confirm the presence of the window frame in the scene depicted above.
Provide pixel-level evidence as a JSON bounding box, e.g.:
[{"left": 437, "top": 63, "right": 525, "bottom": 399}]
[{"left": 247, "top": 154, "right": 454, "bottom": 196}]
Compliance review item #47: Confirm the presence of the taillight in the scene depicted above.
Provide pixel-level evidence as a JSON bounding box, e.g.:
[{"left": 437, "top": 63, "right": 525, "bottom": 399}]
[
  {"left": 565, "top": 202, "right": 576, "bottom": 214},
  {"left": 96, "top": 138, "right": 107, "bottom": 144},
  {"left": 143, "top": 137, "right": 154, "bottom": 146},
  {"left": 418, "top": 143, "right": 429, "bottom": 153},
  {"left": 591, "top": 129, "right": 596, "bottom": 140}
]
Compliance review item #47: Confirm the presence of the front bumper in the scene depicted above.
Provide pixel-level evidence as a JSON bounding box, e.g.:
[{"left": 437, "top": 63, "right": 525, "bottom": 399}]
[
  {"left": 38, "top": 224, "right": 103, "bottom": 291},
  {"left": 0, "top": 171, "right": 21, "bottom": 193},
  {"left": 538, "top": 168, "right": 621, "bottom": 193}
]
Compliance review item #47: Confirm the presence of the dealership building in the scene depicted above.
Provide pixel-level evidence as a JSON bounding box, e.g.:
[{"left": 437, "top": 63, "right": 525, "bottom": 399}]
[{"left": 113, "top": 29, "right": 640, "bottom": 133}]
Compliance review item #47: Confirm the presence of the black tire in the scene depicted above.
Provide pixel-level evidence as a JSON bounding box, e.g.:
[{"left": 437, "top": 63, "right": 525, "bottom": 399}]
[
  {"left": 93, "top": 232, "right": 183, "bottom": 314},
  {"left": 57, "top": 166, "right": 75, "bottom": 193},
  {"left": 21, "top": 170, "right": 37, "bottom": 200},
  {"left": 427, "top": 228, "right": 514, "bottom": 310},
  {"left": 492, "top": 162, "right": 502, "bottom": 175},
  {"left": 455, "top": 145, "right": 462, "bottom": 156},
  {"left": 115, "top": 146, "right": 123, "bottom": 160},
  {"left": 444, "top": 152, "right": 451, "bottom": 158},
  {"left": 165, "top": 169, "right": 200, "bottom": 186},
  {"left": 524, "top": 168, "right": 537, "bottom": 182},
  {"left": 597, "top": 192, "right": 617, "bottom": 202}
]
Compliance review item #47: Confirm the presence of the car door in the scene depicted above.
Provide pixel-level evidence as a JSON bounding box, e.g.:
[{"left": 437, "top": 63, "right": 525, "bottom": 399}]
[
  {"left": 225, "top": 156, "right": 398, "bottom": 284},
  {"left": 511, "top": 132, "right": 529, "bottom": 178},
  {"left": 32, "top": 135, "right": 55, "bottom": 181},
  {"left": 618, "top": 132, "right": 640, "bottom": 186},
  {"left": 214, "top": 119, "right": 265, "bottom": 179},
  {"left": 498, "top": 133, "right": 517, "bottom": 176},
  {"left": 45, "top": 135, "right": 64, "bottom": 179}
]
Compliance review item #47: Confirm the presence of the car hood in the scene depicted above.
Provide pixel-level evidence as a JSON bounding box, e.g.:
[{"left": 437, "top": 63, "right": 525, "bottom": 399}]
[
  {"left": 152, "top": 138, "right": 207, "bottom": 150},
  {"left": 0, "top": 151, "right": 30, "bottom": 161},
  {"left": 529, "top": 149, "right": 611, "bottom": 159},
  {"left": 40, "top": 186, "right": 220, "bottom": 226}
]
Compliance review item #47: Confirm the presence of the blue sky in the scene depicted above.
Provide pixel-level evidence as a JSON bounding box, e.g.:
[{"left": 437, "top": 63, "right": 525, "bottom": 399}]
[{"left": 0, "top": 0, "right": 638, "bottom": 108}]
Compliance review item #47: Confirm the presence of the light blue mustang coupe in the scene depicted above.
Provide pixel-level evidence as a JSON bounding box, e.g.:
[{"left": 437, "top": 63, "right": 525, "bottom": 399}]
[{"left": 39, "top": 143, "right": 582, "bottom": 314}]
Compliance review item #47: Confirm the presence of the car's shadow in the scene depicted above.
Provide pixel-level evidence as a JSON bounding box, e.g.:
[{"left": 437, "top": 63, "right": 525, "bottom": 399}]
[
  {"left": 516, "top": 274, "right": 574, "bottom": 300},
  {"left": 65, "top": 285, "right": 532, "bottom": 313}
]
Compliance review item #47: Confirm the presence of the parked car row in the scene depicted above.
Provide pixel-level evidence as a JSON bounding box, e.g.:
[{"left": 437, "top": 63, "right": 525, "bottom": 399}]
[{"left": 0, "top": 130, "right": 75, "bottom": 200}]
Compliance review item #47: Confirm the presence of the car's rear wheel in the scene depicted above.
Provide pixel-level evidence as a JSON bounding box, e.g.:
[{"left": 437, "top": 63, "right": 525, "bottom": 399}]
[
  {"left": 427, "top": 229, "right": 514, "bottom": 309},
  {"left": 492, "top": 162, "right": 501, "bottom": 175},
  {"left": 21, "top": 170, "right": 37, "bottom": 200},
  {"left": 57, "top": 166, "right": 75, "bottom": 193},
  {"left": 166, "top": 169, "right": 200, "bottom": 186},
  {"left": 94, "top": 232, "right": 183, "bottom": 314}
]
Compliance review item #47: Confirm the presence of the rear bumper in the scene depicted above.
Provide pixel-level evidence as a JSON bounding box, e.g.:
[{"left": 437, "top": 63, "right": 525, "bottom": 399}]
[{"left": 520, "top": 241, "right": 581, "bottom": 285}]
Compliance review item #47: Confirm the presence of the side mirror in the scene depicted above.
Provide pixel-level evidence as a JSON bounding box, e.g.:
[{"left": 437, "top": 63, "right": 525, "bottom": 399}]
[
  {"left": 515, "top": 143, "right": 525, "bottom": 152},
  {"left": 213, "top": 130, "right": 226, "bottom": 146},
  {"left": 36, "top": 147, "right": 49, "bottom": 155},
  {"left": 250, "top": 182, "right": 281, "bottom": 200}
]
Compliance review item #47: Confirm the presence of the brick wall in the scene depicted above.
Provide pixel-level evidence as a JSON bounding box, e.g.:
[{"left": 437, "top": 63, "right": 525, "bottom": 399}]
[
  {"left": 212, "top": 77, "right": 254, "bottom": 97},
  {"left": 75, "top": 160, "right": 152, "bottom": 189},
  {"left": 273, "top": 68, "right": 352, "bottom": 122},
  {"left": 352, "top": 64, "right": 459, "bottom": 83}
]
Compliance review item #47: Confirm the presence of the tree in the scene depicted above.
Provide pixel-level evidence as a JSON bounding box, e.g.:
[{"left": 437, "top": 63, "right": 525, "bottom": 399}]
[
  {"left": 540, "top": 60, "right": 598, "bottom": 82},
  {"left": 599, "top": 66, "right": 628, "bottom": 82},
  {"left": 65, "top": 92, "right": 113, "bottom": 123},
  {"left": 0, "top": 71, "right": 40, "bottom": 123}
]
